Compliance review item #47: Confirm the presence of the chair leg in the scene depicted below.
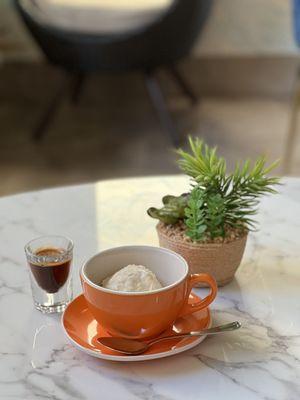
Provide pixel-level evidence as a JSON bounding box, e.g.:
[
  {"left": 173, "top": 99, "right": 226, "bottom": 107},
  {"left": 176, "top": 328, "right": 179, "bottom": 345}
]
[
  {"left": 283, "top": 71, "right": 300, "bottom": 173},
  {"left": 167, "top": 65, "right": 198, "bottom": 104},
  {"left": 145, "top": 71, "right": 181, "bottom": 146},
  {"left": 70, "top": 72, "right": 86, "bottom": 105},
  {"left": 33, "top": 72, "right": 71, "bottom": 141}
]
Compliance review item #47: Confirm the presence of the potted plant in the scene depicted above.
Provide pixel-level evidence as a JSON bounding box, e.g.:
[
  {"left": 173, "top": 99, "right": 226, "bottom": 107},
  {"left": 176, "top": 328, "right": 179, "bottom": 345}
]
[{"left": 147, "top": 137, "right": 280, "bottom": 286}]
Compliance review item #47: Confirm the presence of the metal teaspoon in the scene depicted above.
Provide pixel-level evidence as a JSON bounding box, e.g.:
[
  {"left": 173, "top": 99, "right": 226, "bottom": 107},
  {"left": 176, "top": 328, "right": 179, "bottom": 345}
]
[{"left": 97, "top": 321, "right": 241, "bottom": 355}]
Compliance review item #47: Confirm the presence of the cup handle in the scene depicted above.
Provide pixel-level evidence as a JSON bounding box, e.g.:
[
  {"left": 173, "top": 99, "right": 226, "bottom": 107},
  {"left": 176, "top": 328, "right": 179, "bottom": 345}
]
[{"left": 178, "top": 273, "right": 217, "bottom": 318}]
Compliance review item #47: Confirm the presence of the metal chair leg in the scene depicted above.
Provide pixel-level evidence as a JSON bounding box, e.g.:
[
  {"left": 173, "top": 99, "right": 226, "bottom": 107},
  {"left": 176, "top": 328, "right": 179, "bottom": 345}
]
[
  {"left": 283, "top": 71, "right": 300, "bottom": 174},
  {"left": 70, "top": 72, "right": 86, "bottom": 105},
  {"left": 167, "top": 65, "right": 198, "bottom": 105},
  {"left": 33, "top": 72, "right": 71, "bottom": 141},
  {"left": 145, "top": 71, "right": 181, "bottom": 146}
]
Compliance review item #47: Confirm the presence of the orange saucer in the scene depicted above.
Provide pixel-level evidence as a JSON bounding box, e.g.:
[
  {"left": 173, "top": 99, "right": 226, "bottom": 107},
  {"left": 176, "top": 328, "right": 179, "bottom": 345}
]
[{"left": 62, "top": 293, "right": 211, "bottom": 362}]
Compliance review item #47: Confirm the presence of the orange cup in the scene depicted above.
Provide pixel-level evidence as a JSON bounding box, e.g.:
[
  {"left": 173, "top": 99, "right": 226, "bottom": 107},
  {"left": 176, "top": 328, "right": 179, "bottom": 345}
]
[{"left": 81, "top": 245, "right": 217, "bottom": 339}]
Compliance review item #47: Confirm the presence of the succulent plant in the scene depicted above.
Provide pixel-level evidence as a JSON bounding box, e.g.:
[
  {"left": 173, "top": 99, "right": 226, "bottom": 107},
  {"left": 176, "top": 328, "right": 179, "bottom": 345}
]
[
  {"left": 148, "top": 137, "right": 280, "bottom": 241},
  {"left": 147, "top": 193, "right": 189, "bottom": 225}
]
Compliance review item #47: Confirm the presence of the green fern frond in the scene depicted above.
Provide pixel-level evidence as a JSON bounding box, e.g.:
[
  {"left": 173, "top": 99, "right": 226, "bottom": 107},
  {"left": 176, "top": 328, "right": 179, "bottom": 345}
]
[{"left": 184, "top": 187, "right": 207, "bottom": 241}]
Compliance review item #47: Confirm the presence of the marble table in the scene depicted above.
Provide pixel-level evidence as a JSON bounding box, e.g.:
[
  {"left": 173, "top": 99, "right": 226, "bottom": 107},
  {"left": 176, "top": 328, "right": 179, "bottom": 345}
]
[{"left": 1, "top": 175, "right": 299, "bottom": 400}]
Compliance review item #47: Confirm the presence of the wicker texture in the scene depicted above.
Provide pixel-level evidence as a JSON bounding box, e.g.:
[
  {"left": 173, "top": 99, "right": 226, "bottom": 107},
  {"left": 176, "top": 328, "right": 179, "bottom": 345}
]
[{"left": 157, "top": 224, "right": 247, "bottom": 287}]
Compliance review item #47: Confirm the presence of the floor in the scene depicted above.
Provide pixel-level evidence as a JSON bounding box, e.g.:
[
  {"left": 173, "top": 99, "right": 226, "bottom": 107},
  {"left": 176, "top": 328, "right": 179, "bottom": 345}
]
[{"left": 0, "top": 59, "right": 299, "bottom": 197}]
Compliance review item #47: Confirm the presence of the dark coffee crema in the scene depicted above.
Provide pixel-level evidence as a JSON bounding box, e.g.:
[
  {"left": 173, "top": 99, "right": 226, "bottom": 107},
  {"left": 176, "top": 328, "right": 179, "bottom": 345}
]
[{"left": 29, "top": 247, "right": 71, "bottom": 293}]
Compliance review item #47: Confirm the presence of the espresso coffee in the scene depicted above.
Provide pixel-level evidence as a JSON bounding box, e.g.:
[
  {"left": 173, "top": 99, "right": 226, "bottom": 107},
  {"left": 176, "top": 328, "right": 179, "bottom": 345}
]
[{"left": 29, "top": 247, "right": 71, "bottom": 294}]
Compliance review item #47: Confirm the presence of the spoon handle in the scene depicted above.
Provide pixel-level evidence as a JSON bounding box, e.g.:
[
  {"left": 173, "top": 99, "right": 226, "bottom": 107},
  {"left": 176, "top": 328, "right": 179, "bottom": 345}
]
[
  {"left": 148, "top": 321, "right": 241, "bottom": 346},
  {"left": 191, "top": 321, "right": 242, "bottom": 336}
]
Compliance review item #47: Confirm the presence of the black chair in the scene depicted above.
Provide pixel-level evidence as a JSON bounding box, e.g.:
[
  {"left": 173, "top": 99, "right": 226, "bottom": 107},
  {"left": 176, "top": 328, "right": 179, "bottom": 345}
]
[{"left": 15, "top": 0, "right": 212, "bottom": 144}]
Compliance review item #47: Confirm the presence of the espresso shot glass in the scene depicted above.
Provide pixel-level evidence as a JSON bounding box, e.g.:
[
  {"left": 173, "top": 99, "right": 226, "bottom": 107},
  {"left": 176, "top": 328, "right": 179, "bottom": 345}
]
[{"left": 25, "top": 235, "right": 73, "bottom": 313}]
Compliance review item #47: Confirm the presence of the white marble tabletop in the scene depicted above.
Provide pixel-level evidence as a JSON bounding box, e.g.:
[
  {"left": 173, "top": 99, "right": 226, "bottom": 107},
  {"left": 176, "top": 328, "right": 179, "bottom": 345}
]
[{"left": 1, "top": 175, "right": 300, "bottom": 400}]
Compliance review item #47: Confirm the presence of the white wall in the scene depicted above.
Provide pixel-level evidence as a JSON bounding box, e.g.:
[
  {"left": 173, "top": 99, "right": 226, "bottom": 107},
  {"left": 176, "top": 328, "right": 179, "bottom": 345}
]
[{"left": 0, "top": 0, "right": 298, "bottom": 62}]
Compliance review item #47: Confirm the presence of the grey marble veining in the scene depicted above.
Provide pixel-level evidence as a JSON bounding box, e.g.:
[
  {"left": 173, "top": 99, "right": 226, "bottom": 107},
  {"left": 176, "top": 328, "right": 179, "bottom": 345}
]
[{"left": 0, "top": 176, "right": 299, "bottom": 400}]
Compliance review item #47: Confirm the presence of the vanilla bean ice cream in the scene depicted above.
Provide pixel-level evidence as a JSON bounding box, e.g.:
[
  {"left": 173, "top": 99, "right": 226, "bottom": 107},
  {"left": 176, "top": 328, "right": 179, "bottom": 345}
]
[{"left": 101, "top": 264, "right": 162, "bottom": 292}]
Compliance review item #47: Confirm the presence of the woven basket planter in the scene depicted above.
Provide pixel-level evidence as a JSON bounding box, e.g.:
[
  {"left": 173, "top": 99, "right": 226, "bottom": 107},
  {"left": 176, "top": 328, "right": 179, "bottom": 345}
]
[{"left": 157, "top": 223, "right": 248, "bottom": 287}]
